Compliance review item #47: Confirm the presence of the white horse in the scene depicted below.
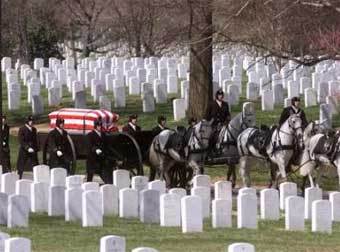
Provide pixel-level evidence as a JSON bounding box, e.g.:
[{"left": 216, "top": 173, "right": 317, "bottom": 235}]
[
  {"left": 237, "top": 114, "right": 304, "bottom": 187},
  {"left": 215, "top": 111, "right": 256, "bottom": 186},
  {"left": 299, "top": 122, "right": 333, "bottom": 188}
]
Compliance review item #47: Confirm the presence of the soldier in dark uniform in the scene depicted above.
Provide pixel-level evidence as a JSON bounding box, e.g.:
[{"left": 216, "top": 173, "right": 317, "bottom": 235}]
[
  {"left": 184, "top": 117, "right": 197, "bottom": 145},
  {"left": 17, "top": 115, "right": 39, "bottom": 179},
  {"left": 206, "top": 89, "right": 231, "bottom": 149},
  {"left": 122, "top": 114, "right": 141, "bottom": 136},
  {"left": 279, "top": 97, "right": 308, "bottom": 129},
  {"left": 86, "top": 119, "right": 112, "bottom": 184},
  {"left": 206, "top": 89, "right": 231, "bottom": 128},
  {"left": 152, "top": 116, "right": 168, "bottom": 137},
  {"left": 47, "top": 118, "right": 73, "bottom": 173},
  {"left": 0, "top": 115, "right": 11, "bottom": 173}
]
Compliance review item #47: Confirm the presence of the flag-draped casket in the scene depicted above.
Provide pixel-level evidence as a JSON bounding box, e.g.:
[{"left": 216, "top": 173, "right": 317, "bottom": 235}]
[{"left": 48, "top": 108, "right": 119, "bottom": 133}]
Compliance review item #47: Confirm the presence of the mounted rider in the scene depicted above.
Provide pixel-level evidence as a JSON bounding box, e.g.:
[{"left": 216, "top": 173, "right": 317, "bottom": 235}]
[
  {"left": 206, "top": 89, "right": 231, "bottom": 130},
  {"left": 206, "top": 89, "right": 231, "bottom": 151},
  {"left": 279, "top": 97, "right": 308, "bottom": 129}
]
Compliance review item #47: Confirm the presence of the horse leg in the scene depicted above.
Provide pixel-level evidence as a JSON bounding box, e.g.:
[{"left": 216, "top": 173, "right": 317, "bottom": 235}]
[
  {"left": 239, "top": 157, "right": 251, "bottom": 187},
  {"left": 227, "top": 164, "right": 236, "bottom": 188},
  {"left": 308, "top": 174, "right": 315, "bottom": 188},
  {"left": 268, "top": 163, "right": 277, "bottom": 189}
]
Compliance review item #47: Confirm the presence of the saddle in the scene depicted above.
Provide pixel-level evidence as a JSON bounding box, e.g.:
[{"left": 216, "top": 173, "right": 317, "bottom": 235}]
[{"left": 247, "top": 125, "right": 273, "bottom": 156}]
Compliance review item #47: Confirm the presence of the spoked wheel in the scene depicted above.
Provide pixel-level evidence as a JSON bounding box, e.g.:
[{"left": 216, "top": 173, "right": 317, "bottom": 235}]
[
  {"left": 106, "top": 132, "right": 144, "bottom": 177},
  {"left": 169, "top": 163, "right": 193, "bottom": 189}
]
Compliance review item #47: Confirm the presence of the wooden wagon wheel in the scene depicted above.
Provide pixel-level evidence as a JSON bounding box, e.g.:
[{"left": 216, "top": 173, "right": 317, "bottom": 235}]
[
  {"left": 106, "top": 132, "right": 144, "bottom": 177},
  {"left": 169, "top": 163, "right": 193, "bottom": 189}
]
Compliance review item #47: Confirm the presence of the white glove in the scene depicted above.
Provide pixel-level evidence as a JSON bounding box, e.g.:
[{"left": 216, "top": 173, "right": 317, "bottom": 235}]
[
  {"left": 96, "top": 149, "right": 102, "bottom": 155},
  {"left": 57, "top": 150, "right": 63, "bottom": 157},
  {"left": 2, "top": 142, "right": 5, "bottom": 147},
  {"left": 28, "top": 148, "right": 34, "bottom": 153}
]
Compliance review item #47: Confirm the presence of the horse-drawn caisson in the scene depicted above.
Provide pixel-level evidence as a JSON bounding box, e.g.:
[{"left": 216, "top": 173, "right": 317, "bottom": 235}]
[{"left": 35, "top": 96, "right": 340, "bottom": 191}]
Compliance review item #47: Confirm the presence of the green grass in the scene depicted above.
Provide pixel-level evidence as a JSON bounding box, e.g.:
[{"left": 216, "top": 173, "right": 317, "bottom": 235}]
[
  {"left": 2, "top": 72, "right": 340, "bottom": 251},
  {"left": 2, "top": 213, "right": 340, "bottom": 252}
]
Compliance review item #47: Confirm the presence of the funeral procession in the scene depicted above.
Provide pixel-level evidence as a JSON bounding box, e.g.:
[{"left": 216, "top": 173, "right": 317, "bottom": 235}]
[{"left": 1, "top": 0, "right": 340, "bottom": 251}]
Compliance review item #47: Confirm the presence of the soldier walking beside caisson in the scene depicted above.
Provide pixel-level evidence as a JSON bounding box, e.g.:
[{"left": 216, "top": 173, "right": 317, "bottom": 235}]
[
  {"left": 86, "top": 118, "right": 112, "bottom": 184},
  {"left": 0, "top": 115, "right": 11, "bottom": 173},
  {"left": 47, "top": 118, "right": 73, "bottom": 173},
  {"left": 17, "top": 115, "right": 39, "bottom": 179}
]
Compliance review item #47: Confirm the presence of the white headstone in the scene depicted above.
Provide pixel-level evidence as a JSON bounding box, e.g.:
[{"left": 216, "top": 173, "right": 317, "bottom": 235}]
[
  {"left": 82, "top": 190, "right": 103, "bottom": 227},
  {"left": 100, "top": 184, "right": 119, "bottom": 216},
  {"left": 305, "top": 187, "right": 322, "bottom": 219},
  {"left": 285, "top": 196, "right": 304, "bottom": 231},
  {"left": 191, "top": 186, "right": 210, "bottom": 218},
  {"left": 261, "top": 90, "right": 274, "bottom": 111},
  {"left": 329, "top": 192, "right": 340, "bottom": 222},
  {"left": 82, "top": 182, "right": 99, "bottom": 192},
  {"left": 119, "top": 188, "right": 138, "bottom": 218},
  {"left": 169, "top": 188, "right": 187, "bottom": 199},
  {"left": 65, "top": 188, "right": 83, "bottom": 221},
  {"left": 312, "top": 200, "right": 332, "bottom": 234},
  {"left": 140, "top": 189, "right": 160, "bottom": 223},
  {"left": 279, "top": 182, "right": 297, "bottom": 210},
  {"left": 4, "top": 238, "right": 31, "bottom": 252},
  {"left": 160, "top": 193, "right": 181, "bottom": 227},
  {"left": 181, "top": 196, "right": 203, "bottom": 233},
  {"left": 228, "top": 243, "right": 255, "bottom": 252},
  {"left": 113, "top": 170, "right": 130, "bottom": 190},
  {"left": 66, "top": 175, "right": 83, "bottom": 189},
  {"left": 7, "top": 195, "right": 29, "bottom": 228},
  {"left": 173, "top": 99, "right": 186, "bottom": 121},
  {"left": 100, "top": 235, "right": 125, "bottom": 252},
  {"left": 148, "top": 180, "right": 166, "bottom": 195},
  {"left": 50, "top": 168, "right": 67, "bottom": 187},
  {"left": 0, "top": 193, "right": 8, "bottom": 225},
  {"left": 48, "top": 186, "right": 65, "bottom": 216},
  {"left": 212, "top": 199, "right": 232, "bottom": 228},
  {"left": 260, "top": 189, "right": 279, "bottom": 220},
  {"left": 33, "top": 165, "right": 50, "bottom": 184},
  {"left": 192, "top": 175, "right": 210, "bottom": 188},
  {"left": 304, "top": 88, "right": 317, "bottom": 107},
  {"left": 15, "top": 180, "right": 32, "bottom": 208},
  {"left": 1, "top": 173, "right": 19, "bottom": 195},
  {"left": 237, "top": 193, "right": 257, "bottom": 229},
  {"left": 131, "top": 176, "right": 148, "bottom": 192}
]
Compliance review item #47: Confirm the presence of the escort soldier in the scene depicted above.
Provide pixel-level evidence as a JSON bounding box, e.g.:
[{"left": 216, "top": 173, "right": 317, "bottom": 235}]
[
  {"left": 86, "top": 118, "right": 112, "bottom": 184},
  {"left": 152, "top": 115, "right": 168, "bottom": 137},
  {"left": 279, "top": 96, "right": 308, "bottom": 129},
  {"left": 47, "top": 118, "right": 73, "bottom": 173},
  {"left": 17, "top": 115, "right": 39, "bottom": 179},
  {"left": 122, "top": 114, "right": 141, "bottom": 136},
  {"left": 0, "top": 115, "right": 11, "bottom": 173}
]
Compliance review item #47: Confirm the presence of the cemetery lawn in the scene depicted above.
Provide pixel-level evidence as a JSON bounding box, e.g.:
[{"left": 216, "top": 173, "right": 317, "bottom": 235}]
[{"left": 2, "top": 213, "right": 340, "bottom": 252}]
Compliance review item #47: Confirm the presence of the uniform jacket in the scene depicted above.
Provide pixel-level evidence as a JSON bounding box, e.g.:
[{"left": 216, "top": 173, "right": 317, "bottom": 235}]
[
  {"left": 152, "top": 125, "right": 168, "bottom": 137},
  {"left": 17, "top": 125, "right": 39, "bottom": 172},
  {"left": 279, "top": 106, "right": 308, "bottom": 129},
  {"left": 47, "top": 128, "right": 72, "bottom": 170},
  {"left": 0, "top": 124, "right": 11, "bottom": 172},
  {"left": 206, "top": 100, "right": 231, "bottom": 126},
  {"left": 86, "top": 130, "right": 106, "bottom": 173},
  {"left": 122, "top": 123, "right": 141, "bottom": 136}
]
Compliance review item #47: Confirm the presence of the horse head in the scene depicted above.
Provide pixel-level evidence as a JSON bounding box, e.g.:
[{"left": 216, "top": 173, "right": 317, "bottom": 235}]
[
  {"left": 193, "top": 120, "right": 214, "bottom": 150},
  {"left": 287, "top": 114, "right": 304, "bottom": 150}
]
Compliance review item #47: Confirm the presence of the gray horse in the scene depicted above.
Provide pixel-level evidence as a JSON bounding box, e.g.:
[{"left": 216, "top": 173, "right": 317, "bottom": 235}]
[
  {"left": 214, "top": 102, "right": 256, "bottom": 186},
  {"left": 148, "top": 120, "right": 213, "bottom": 188},
  {"left": 238, "top": 114, "right": 304, "bottom": 188}
]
